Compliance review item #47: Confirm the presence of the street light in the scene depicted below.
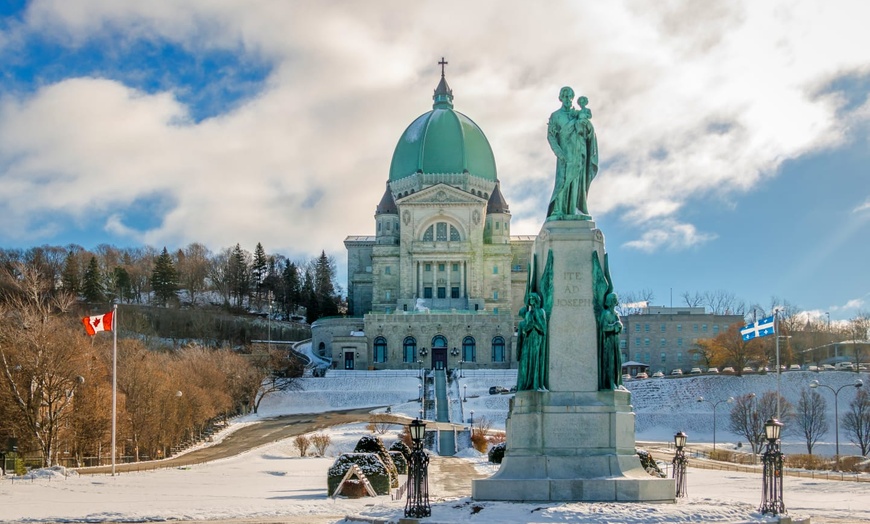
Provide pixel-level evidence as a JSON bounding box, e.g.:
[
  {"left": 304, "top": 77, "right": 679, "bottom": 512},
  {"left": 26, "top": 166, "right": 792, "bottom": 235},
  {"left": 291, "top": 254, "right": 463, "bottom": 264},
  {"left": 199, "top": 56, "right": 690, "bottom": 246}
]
[
  {"left": 672, "top": 431, "right": 688, "bottom": 498},
  {"left": 759, "top": 418, "right": 785, "bottom": 515},
  {"left": 696, "top": 396, "right": 734, "bottom": 451},
  {"left": 404, "top": 418, "right": 430, "bottom": 518},
  {"left": 463, "top": 384, "right": 467, "bottom": 402},
  {"left": 809, "top": 378, "right": 863, "bottom": 470},
  {"left": 459, "top": 359, "right": 464, "bottom": 378},
  {"left": 418, "top": 384, "right": 423, "bottom": 402}
]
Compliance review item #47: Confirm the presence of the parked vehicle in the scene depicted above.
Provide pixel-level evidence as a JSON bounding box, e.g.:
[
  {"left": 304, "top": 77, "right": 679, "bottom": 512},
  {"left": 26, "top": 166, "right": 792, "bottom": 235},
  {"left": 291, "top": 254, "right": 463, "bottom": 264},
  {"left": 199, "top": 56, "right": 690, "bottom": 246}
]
[
  {"left": 788, "top": 364, "right": 802, "bottom": 371},
  {"left": 722, "top": 367, "right": 735, "bottom": 374},
  {"left": 670, "top": 369, "right": 683, "bottom": 376},
  {"left": 836, "top": 362, "right": 855, "bottom": 371},
  {"left": 652, "top": 371, "right": 665, "bottom": 378},
  {"left": 622, "top": 373, "right": 632, "bottom": 381},
  {"left": 742, "top": 366, "right": 754, "bottom": 374},
  {"left": 489, "top": 386, "right": 509, "bottom": 395},
  {"left": 707, "top": 367, "right": 719, "bottom": 374},
  {"left": 821, "top": 364, "right": 836, "bottom": 371},
  {"left": 689, "top": 368, "right": 702, "bottom": 375},
  {"left": 806, "top": 365, "right": 819, "bottom": 372},
  {"left": 635, "top": 372, "right": 649, "bottom": 379}
]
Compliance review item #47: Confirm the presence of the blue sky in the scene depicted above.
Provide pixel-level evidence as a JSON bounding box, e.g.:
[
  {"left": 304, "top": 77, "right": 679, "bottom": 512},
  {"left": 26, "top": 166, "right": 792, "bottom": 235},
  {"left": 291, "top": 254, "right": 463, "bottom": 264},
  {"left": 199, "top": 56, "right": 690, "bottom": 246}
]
[{"left": 0, "top": 1, "right": 868, "bottom": 321}]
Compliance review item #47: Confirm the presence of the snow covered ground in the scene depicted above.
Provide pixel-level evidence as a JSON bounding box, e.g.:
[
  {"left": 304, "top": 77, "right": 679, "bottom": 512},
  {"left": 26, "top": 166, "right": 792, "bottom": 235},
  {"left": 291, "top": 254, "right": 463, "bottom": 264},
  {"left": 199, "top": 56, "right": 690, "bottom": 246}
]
[{"left": 2, "top": 370, "right": 869, "bottom": 523}]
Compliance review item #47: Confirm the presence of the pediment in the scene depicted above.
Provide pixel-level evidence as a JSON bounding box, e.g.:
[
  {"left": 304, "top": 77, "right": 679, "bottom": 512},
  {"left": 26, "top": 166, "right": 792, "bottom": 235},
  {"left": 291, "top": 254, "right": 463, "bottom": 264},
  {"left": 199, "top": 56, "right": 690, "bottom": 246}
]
[{"left": 397, "top": 183, "right": 484, "bottom": 206}]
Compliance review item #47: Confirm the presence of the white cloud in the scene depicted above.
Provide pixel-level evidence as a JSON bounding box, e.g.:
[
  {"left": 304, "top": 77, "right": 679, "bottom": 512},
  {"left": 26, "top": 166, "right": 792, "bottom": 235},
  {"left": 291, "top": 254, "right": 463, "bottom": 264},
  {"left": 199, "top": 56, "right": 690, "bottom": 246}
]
[
  {"left": 1, "top": 0, "right": 869, "bottom": 259},
  {"left": 622, "top": 219, "right": 716, "bottom": 252},
  {"left": 854, "top": 199, "right": 870, "bottom": 214},
  {"left": 830, "top": 298, "right": 867, "bottom": 312}
]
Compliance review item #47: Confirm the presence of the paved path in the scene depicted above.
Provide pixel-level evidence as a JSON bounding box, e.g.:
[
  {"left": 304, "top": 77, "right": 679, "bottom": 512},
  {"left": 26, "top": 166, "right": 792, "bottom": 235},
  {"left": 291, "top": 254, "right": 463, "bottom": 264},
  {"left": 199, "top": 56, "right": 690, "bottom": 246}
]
[
  {"left": 434, "top": 369, "right": 456, "bottom": 456},
  {"left": 76, "top": 407, "right": 377, "bottom": 475}
]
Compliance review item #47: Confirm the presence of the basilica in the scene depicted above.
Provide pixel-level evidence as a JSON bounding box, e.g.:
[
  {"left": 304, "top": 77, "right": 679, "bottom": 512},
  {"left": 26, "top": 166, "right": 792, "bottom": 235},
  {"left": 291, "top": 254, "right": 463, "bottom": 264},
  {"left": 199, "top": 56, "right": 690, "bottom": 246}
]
[{"left": 311, "top": 67, "right": 533, "bottom": 371}]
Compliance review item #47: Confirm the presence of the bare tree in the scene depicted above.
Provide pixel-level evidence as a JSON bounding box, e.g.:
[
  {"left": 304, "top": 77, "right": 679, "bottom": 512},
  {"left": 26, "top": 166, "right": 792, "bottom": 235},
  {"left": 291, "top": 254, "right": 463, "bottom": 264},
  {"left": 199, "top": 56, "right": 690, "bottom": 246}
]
[
  {"left": 681, "top": 291, "right": 704, "bottom": 308},
  {"left": 728, "top": 391, "right": 793, "bottom": 455},
  {"left": 0, "top": 263, "right": 89, "bottom": 466},
  {"left": 843, "top": 389, "right": 870, "bottom": 456},
  {"left": 793, "top": 389, "right": 828, "bottom": 454},
  {"left": 703, "top": 289, "right": 746, "bottom": 315},
  {"left": 616, "top": 289, "right": 655, "bottom": 315}
]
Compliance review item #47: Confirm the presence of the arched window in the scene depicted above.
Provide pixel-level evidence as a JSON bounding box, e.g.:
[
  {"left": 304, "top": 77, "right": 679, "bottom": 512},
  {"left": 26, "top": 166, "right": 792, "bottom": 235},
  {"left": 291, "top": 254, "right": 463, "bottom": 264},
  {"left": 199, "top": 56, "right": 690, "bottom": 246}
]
[
  {"left": 491, "top": 336, "right": 505, "bottom": 362},
  {"left": 432, "top": 335, "right": 448, "bottom": 349},
  {"left": 422, "top": 222, "right": 462, "bottom": 242},
  {"left": 463, "top": 336, "right": 476, "bottom": 362},
  {"left": 423, "top": 225, "right": 434, "bottom": 241},
  {"left": 318, "top": 342, "right": 326, "bottom": 357},
  {"left": 450, "top": 225, "right": 460, "bottom": 241},
  {"left": 403, "top": 337, "right": 417, "bottom": 363},
  {"left": 374, "top": 336, "right": 387, "bottom": 363}
]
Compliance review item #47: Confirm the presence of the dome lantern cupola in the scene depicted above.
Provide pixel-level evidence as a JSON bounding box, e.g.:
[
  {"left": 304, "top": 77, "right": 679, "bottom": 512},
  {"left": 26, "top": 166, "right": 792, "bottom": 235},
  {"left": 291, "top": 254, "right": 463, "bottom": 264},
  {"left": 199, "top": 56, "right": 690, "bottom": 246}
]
[{"left": 433, "top": 57, "right": 454, "bottom": 109}]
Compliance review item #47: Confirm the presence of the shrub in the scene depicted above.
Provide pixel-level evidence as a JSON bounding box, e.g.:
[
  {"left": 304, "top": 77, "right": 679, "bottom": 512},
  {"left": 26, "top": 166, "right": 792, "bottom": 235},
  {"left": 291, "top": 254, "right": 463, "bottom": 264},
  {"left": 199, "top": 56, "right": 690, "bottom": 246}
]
[
  {"left": 365, "top": 414, "right": 393, "bottom": 435},
  {"left": 389, "top": 450, "right": 408, "bottom": 474},
  {"left": 294, "top": 435, "right": 311, "bottom": 457},
  {"left": 354, "top": 435, "right": 398, "bottom": 488},
  {"left": 471, "top": 415, "right": 492, "bottom": 453},
  {"left": 389, "top": 440, "right": 412, "bottom": 463},
  {"left": 636, "top": 449, "right": 666, "bottom": 478},
  {"left": 488, "top": 442, "right": 506, "bottom": 464},
  {"left": 327, "top": 453, "right": 391, "bottom": 496},
  {"left": 785, "top": 453, "right": 830, "bottom": 471},
  {"left": 310, "top": 433, "right": 331, "bottom": 456}
]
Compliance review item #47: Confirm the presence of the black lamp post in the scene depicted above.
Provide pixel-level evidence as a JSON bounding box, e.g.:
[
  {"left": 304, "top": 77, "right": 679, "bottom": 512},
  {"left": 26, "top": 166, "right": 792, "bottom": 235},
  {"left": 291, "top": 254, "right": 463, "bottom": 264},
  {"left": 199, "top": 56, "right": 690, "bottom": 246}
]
[
  {"left": 809, "top": 379, "right": 863, "bottom": 470},
  {"left": 404, "top": 418, "right": 431, "bottom": 518},
  {"left": 672, "top": 431, "right": 688, "bottom": 498},
  {"left": 463, "top": 384, "right": 467, "bottom": 402},
  {"left": 759, "top": 418, "right": 785, "bottom": 515}
]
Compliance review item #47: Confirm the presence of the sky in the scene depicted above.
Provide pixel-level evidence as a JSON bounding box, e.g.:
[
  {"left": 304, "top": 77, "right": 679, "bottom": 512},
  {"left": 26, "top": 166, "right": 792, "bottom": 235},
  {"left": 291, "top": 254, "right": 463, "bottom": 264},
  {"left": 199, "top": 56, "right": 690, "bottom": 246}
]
[
  {"left": 0, "top": 1, "right": 868, "bottom": 321},
  {"left": 3, "top": 369, "right": 870, "bottom": 522}
]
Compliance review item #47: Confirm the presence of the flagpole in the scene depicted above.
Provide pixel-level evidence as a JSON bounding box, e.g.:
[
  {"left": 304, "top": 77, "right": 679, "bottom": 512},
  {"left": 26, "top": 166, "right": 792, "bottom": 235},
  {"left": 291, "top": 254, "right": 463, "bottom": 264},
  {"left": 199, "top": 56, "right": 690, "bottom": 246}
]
[
  {"left": 112, "top": 303, "right": 118, "bottom": 476},
  {"left": 775, "top": 309, "right": 781, "bottom": 419}
]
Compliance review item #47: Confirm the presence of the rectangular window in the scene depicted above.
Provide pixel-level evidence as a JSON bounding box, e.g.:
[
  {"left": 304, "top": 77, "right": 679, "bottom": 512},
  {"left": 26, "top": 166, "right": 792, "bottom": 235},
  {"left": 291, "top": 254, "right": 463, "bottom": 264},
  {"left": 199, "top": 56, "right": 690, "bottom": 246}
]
[
  {"left": 437, "top": 287, "right": 446, "bottom": 299},
  {"left": 452, "top": 263, "right": 459, "bottom": 272},
  {"left": 644, "top": 324, "right": 650, "bottom": 332},
  {"left": 423, "top": 287, "right": 432, "bottom": 299},
  {"left": 713, "top": 325, "right": 720, "bottom": 334},
  {"left": 635, "top": 337, "right": 641, "bottom": 346},
  {"left": 661, "top": 324, "right": 666, "bottom": 332},
  {"left": 693, "top": 324, "right": 699, "bottom": 332},
  {"left": 386, "top": 222, "right": 391, "bottom": 230},
  {"left": 620, "top": 339, "right": 627, "bottom": 349},
  {"left": 493, "top": 290, "right": 499, "bottom": 300},
  {"left": 493, "top": 308, "right": 499, "bottom": 314},
  {"left": 677, "top": 352, "right": 683, "bottom": 362},
  {"left": 660, "top": 352, "right": 667, "bottom": 363},
  {"left": 495, "top": 221, "right": 500, "bottom": 229},
  {"left": 425, "top": 263, "right": 431, "bottom": 272},
  {"left": 645, "top": 352, "right": 650, "bottom": 362},
  {"left": 451, "top": 286, "right": 460, "bottom": 298},
  {"left": 439, "top": 263, "right": 445, "bottom": 272},
  {"left": 385, "top": 290, "right": 391, "bottom": 300},
  {"left": 635, "top": 324, "right": 641, "bottom": 332},
  {"left": 702, "top": 324, "right": 708, "bottom": 333},
  {"left": 644, "top": 338, "right": 650, "bottom": 347},
  {"left": 677, "top": 324, "right": 682, "bottom": 332},
  {"left": 677, "top": 337, "right": 683, "bottom": 347},
  {"left": 384, "top": 266, "right": 391, "bottom": 275},
  {"left": 660, "top": 338, "right": 666, "bottom": 347},
  {"left": 493, "top": 265, "right": 499, "bottom": 274}
]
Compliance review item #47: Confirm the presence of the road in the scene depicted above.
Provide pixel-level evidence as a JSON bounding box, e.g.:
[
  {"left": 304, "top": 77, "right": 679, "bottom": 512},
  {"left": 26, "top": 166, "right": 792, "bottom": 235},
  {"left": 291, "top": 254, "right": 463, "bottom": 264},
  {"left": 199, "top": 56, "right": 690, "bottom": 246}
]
[{"left": 78, "top": 407, "right": 378, "bottom": 475}]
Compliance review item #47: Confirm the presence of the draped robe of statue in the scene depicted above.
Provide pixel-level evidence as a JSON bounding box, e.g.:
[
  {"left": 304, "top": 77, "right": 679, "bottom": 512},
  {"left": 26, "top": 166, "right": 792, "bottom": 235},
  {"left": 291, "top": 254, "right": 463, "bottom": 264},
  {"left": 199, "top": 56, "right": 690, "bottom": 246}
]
[{"left": 547, "top": 103, "right": 599, "bottom": 219}]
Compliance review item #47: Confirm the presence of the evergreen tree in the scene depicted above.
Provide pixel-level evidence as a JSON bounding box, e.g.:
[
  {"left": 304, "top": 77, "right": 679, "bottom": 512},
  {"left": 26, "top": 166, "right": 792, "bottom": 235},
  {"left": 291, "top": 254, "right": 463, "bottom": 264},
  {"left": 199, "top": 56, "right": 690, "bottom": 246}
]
[
  {"left": 82, "top": 256, "right": 105, "bottom": 303},
  {"left": 227, "top": 244, "right": 251, "bottom": 308},
  {"left": 280, "top": 260, "right": 301, "bottom": 320},
  {"left": 252, "top": 242, "right": 268, "bottom": 307},
  {"left": 313, "top": 251, "right": 339, "bottom": 319},
  {"left": 61, "top": 251, "right": 81, "bottom": 295},
  {"left": 113, "top": 266, "right": 133, "bottom": 303},
  {"left": 151, "top": 247, "right": 179, "bottom": 306}
]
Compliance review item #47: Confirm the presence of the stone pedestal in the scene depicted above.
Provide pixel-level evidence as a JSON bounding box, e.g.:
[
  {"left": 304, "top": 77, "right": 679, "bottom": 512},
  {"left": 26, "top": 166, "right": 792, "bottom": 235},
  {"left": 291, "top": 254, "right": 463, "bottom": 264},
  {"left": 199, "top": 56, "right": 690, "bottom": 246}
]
[{"left": 472, "top": 220, "right": 674, "bottom": 502}]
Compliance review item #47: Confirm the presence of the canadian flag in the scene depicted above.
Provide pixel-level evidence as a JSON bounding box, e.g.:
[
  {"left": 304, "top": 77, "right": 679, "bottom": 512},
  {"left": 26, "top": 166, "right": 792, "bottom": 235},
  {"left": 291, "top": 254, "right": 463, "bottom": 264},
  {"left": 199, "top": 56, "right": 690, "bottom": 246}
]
[{"left": 82, "top": 311, "right": 114, "bottom": 336}]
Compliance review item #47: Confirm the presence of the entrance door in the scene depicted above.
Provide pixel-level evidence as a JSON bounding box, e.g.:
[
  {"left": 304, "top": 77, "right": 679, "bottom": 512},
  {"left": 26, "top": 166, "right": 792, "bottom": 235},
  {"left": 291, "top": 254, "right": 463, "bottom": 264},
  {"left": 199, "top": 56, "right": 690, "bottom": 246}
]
[
  {"left": 344, "top": 351, "right": 355, "bottom": 370},
  {"left": 432, "top": 348, "right": 447, "bottom": 370}
]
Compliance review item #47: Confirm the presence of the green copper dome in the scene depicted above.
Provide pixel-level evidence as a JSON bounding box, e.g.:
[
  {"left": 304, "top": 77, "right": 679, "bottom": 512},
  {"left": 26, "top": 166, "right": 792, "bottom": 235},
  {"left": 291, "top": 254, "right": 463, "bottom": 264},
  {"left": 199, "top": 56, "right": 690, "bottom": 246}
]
[{"left": 389, "top": 74, "right": 497, "bottom": 182}]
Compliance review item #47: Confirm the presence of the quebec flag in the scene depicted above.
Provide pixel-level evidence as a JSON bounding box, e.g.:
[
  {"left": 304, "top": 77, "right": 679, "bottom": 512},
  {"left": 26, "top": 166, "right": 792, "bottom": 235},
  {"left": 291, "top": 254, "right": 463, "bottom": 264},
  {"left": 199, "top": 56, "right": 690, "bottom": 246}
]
[{"left": 741, "top": 316, "right": 775, "bottom": 341}]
